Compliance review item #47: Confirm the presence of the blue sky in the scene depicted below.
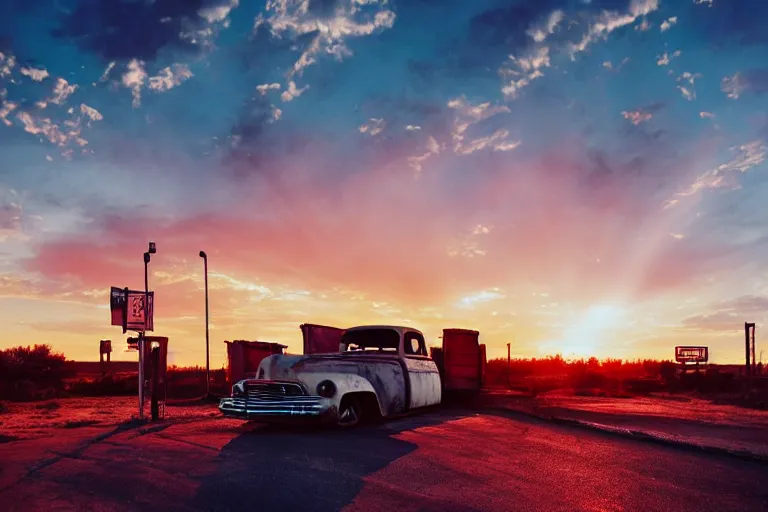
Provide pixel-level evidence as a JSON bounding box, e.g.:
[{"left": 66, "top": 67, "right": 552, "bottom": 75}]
[{"left": 0, "top": 0, "right": 767, "bottom": 365}]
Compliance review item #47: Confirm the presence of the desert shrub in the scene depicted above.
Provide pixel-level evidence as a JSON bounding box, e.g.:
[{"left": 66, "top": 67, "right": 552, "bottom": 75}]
[
  {"left": 485, "top": 355, "right": 676, "bottom": 396},
  {"left": 67, "top": 375, "right": 137, "bottom": 396},
  {"left": 659, "top": 361, "right": 677, "bottom": 383},
  {"left": 0, "top": 345, "right": 74, "bottom": 401}
]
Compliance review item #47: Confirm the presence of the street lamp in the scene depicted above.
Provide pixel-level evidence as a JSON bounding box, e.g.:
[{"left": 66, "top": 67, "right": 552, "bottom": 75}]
[
  {"left": 139, "top": 241, "right": 156, "bottom": 420},
  {"left": 199, "top": 250, "right": 210, "bottom": 398}
]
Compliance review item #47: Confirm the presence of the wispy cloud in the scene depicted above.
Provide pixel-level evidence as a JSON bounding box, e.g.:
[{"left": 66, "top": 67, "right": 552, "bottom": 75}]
[
  {"left": 20, "top": 67, "right": 49, "bottom": 82},
  {"left": 0, "top": 100, "right": 17, "bottom": 127},
  {"left": 501, "top": 46, "right": 550, "bottom": 98},
  {"left": 359, "top": 118, "right": 386, "bottom": 136},
  {"left": 457, "top": 288, "right": 505, "bottom": 308},
  {"left": 0, "top": 52, "right": 16, "bottom": 78},
  {"left": 568, "top": 0, "right": 660, "bottom": 56},
  {"left": 622, "top": 109, "right": 653, "bottom": 125},
  {"left": 122, "top": 60, "right": 147, "bottom": 107},
  {"left": 16, "top": 111, "right": 87, "bottom": 148},
  {"left": 148, "top": 64, "right": 193, "bottom": 92},
  {"left": 721, "top": 70, "right": 768, "bottom": 99},
  {"left": 198, "top": 0, "right": 239, "bottom": 26},
  {"left": 80, "top": 104, "right": 103, "bottom": 122},
  {"left": 407, "top": 136, "right": 441, "bottom": 174},
  {"left": 256, "top": 82, "right": 281, "bottom": 95},
  {"left": 656, "top": 50, "right": 681, "bottom": 67},
  {"left": 50, "top": 78, "right": 77, "bottom": 105},
  {"left": 447, "top": 96, "right": 518, "bottom": 154},
  {"left": 280, "top": 80, "right": 308, "bottom": 102},
  {"left": 526, "top": 10, "right": 564, "bottom": 43},
  {"left": 677, "top": 85, "right": 696, "bottom": 101},
  {"left": 668, "top": 141, "right": 767, "bottom": 203},
  {"left": 660, "top": 17, "right": 678, "bottom": 32},
  {"left": 255, "top": 0, "right": 396, "bottom": 78}
]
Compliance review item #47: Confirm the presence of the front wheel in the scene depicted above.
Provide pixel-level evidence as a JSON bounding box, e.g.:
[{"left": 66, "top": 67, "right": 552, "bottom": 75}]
[{"left": 337, "top": 396, "right": 362, "bottom": 428}]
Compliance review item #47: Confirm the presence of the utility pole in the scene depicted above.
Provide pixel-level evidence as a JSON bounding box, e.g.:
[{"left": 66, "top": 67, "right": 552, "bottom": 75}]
[
  {"left": 142, "top": 241, "right": 156, "bottom": 420},
  {"left": 507, "top": 342, "right": 511, "bottom": 389},
  {"left": 745, "top": 322, "right": 755, "bottom": 379},
  {"left": 199, "top": 251, "right": 210, "bottom": 398}
]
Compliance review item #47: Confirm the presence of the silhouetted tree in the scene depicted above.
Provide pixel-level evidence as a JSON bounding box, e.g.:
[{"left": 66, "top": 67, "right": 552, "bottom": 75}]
[{"left": 0, "top": 344, "right": 73, "bottom": 400}]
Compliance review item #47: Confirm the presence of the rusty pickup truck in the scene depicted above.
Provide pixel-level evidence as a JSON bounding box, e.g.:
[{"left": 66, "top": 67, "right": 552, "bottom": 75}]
[{"left": 218, "top": 325, "right": 442, "bottom": 427}]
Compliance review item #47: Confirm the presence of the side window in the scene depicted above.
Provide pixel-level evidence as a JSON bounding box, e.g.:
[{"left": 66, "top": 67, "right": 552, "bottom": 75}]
[{"left": 404, "top": 332, "right": 427, "bottom": 357}]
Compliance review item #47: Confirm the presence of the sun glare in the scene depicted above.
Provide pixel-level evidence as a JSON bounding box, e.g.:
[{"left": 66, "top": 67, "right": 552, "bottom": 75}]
[{"left": 539, "top": 304, "right": 625, "bottom": 358}]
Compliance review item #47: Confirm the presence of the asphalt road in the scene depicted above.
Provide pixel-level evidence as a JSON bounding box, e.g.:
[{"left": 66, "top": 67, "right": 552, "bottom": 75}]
[{"left": 2, "top": 409, "right": 767, "bottom": 511}]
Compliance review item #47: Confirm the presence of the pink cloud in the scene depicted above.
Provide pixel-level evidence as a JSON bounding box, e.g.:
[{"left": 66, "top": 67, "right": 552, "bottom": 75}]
[{"left": 21, "top": 134, "right": 740, "bottom": 316}]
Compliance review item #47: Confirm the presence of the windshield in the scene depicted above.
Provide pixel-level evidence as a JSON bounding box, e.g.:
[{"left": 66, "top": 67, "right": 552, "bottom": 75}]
[{"left": 341, "top": 329, "right": 399, "bottom": 352}]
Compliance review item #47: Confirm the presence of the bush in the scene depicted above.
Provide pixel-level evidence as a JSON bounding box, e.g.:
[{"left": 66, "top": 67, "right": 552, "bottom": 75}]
[
  {"left": 485, "top": 356, "right": 675, "bottom": 396},
  {"left": 0, "top": 345, "right": 74, "bottom": 401},
  {"left": 66, "top": 375, "right": 137, "bottom": 397}
]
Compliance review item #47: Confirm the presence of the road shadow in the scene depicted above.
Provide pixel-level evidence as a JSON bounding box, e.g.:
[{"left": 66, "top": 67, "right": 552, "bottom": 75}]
[{"left": 192, "top": 410, "right": 470, "bottom": 512}]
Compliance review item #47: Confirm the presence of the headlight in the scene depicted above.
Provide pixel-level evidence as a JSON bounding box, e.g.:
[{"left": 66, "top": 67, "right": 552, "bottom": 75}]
[
  {"left": 316, "top": 380, "right": 336, "bottom": 398},
  {"left": 232, "top": 383, "right": 245, "bottom": 398}
]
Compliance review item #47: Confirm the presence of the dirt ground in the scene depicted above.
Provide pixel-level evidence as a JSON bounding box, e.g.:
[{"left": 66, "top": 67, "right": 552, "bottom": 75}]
[
  {"left": 479, "top": 390, "right": 768, "bottom": 457},
  {"left": 1, "top": 398, "right": 767, "bottom": 511},
  {"left": 0, "top": 397, "right": 220, "bottom": 442}
]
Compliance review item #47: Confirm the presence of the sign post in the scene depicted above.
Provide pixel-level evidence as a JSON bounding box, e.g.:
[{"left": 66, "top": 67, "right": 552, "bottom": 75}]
[{"left": 110, "top": 286, "right": 155, "bottom": 420}]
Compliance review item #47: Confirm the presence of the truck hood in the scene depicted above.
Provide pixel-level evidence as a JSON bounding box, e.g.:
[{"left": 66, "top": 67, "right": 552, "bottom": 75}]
[{"left": 255, "top": 352, "right": 402, "bottom": 381}]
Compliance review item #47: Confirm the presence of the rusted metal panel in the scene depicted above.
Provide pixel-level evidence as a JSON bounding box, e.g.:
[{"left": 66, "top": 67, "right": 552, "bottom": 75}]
[
  {"left": 301, "top": 324, "right": 345, "bottom": 354},
  {"left": 225, "top": 340, "right": 287, "bottom": 385},
  {"left": 259, "top": 353, "right": 409, "bottom": 417},
  {"left": 404, "top": 357, "right": 442, "bottom": 408},
  {"left": 442, "top": 328, "right": 481, "bottom": 391}
]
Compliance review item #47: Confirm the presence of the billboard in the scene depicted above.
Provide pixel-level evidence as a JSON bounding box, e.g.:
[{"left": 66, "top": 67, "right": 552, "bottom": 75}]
[
  {"left": 675, "top": 346, "right": 708, "bottom": 363},
  {"left": 110, "top": 287, "right": 154, "bottom": 332}
]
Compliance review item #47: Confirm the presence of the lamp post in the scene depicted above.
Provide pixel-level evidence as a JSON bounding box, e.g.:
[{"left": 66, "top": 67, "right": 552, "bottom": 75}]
[
  {"left": 199, "top": 250, "right": 210, "bottom": 398},
  {"left": 139, "top": 241, "right": 156, "bottom": 420}
]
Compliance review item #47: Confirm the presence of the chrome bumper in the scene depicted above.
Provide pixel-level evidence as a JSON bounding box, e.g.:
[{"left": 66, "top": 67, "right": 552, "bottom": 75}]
[{"left": 219, "top": 395, "right": 332, "bottom": 420}]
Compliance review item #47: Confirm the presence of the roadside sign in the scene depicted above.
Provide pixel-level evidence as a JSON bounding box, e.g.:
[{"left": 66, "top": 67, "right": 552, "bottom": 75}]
[
  {"left": 126, "top": 290, "right": 154, "bottom": 332},
  {"left": 109, "top": 286, "right": 154, "bottom": 333},
  {"left": 675, "top": 346, "right": 708, "bottom": 363},
  {"left": 110, "top": 287, "right": 127, "bottom": 327}
]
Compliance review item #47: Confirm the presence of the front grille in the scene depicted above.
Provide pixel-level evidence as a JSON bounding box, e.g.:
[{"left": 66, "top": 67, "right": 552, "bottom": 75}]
[{"left": 246, "top": 381, "right": 305, "bottom": 400}]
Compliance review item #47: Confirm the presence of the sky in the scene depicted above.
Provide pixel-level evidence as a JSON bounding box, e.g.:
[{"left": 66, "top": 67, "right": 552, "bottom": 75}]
[{"left": 0, "top": 0, "right": 767, "bottom": 367}]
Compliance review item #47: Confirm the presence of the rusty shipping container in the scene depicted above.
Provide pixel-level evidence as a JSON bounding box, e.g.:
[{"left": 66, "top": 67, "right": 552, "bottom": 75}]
[
  {"left": 442, "top": 328, "right": 482, "bottom": 391},
  {"left": 301, "top": 323, "right": 344, "bottom": 354},
  {"left": 225, "top": 340, "right": 287, "bottom": 385}
]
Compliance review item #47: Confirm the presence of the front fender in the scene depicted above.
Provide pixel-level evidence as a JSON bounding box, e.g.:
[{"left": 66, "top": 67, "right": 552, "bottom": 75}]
[{"left": 297, "top": 372, "right": 384, "bottom": 416}]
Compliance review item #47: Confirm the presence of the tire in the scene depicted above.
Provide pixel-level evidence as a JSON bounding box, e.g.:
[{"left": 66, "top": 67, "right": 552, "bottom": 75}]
[{"left": 337, "top": 396, "right": 362, "bottom": 428}]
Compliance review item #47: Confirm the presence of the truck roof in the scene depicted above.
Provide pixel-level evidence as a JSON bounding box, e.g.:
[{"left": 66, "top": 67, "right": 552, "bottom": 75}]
[{"left": 345, "top": 325, "right": 423, "bottom": 336}]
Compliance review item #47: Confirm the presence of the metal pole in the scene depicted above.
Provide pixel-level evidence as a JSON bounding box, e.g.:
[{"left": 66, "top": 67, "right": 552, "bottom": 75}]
[
  {"left": 507, "top": 342, "right": 511, "bottom": 389},
  {"left": 204, "top": 256, "right": 210, "bottom": 397},
  {"left": 745, "top": 323, "right": 752, "bottom": 378},
  {"left": 200, "top": 251, "right": 210, "bottom": 397},
  {"left": 139, "top": 256, "right": 149, "bottom": 419},
  {"left": 138, "top": 334, "right": 144, "bottom": 419}
]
